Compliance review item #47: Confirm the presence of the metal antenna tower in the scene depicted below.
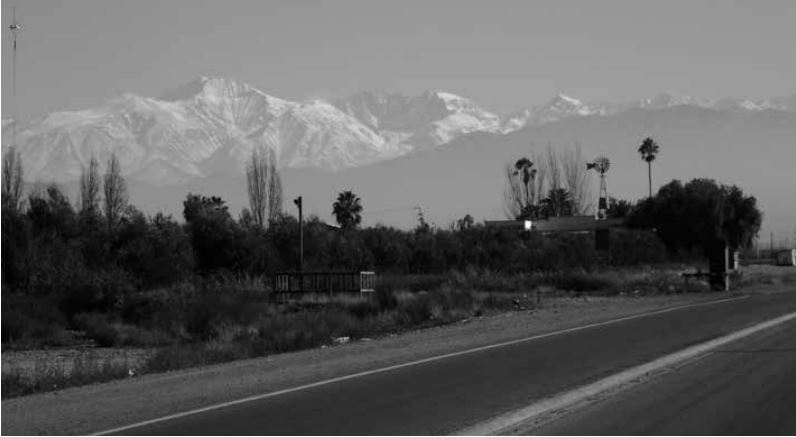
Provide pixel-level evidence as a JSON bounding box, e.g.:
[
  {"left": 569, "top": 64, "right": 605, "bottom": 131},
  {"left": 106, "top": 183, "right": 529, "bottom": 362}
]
[
  {"left": 9, "top": 6, "right": 22, "bottom": 149},
  {"left": 598, "top": 171, "right": 608, "bottom": 217},
  {"left": 587, "top": 156, "right": 611, "bottom": 219}
]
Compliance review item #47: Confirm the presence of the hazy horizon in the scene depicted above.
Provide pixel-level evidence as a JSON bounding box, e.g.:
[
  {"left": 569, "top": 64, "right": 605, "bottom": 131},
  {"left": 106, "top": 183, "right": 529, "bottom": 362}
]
[{"left": 3, "top": 0, "right": 796, "bottom": 120}]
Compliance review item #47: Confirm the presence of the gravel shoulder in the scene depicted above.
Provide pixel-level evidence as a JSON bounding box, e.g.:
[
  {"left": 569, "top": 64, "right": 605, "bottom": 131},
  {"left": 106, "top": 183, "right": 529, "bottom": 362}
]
[{"left": 0, "top": 292, "right": 752, "bottom": 435}]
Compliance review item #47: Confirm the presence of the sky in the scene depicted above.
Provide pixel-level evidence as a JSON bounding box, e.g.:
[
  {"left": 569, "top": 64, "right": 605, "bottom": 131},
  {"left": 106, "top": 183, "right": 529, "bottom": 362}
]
[{"left": 2, "top": 0, "right": 796, "bottom": 120}]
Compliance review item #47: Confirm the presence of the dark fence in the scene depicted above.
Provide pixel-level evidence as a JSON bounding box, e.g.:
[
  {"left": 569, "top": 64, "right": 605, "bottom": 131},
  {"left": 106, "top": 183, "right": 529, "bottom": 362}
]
[{"left": 274, "top": 271, "right": 376, "bottom": 296}]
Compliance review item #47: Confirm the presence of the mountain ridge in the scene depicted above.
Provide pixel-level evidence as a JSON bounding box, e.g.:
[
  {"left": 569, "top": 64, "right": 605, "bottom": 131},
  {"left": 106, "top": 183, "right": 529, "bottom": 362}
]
[{"left": 2, "top": 76, "right": 794, "bottom": 187}]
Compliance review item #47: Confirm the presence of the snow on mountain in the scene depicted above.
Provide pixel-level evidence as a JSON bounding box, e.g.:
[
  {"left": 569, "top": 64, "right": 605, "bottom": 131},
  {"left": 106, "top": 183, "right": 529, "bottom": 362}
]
[
  {"left": 631, "top": 92, "right": 796, "bottom": 113},
  {"left": 334, "top": 90, "right": 501, "bottom": 149},
  {"left": 501, "top": 94, "right": 598, "bottom": 132},
  {"left": 711, "top": 97, "right": 769, "bottom": 112},
  {"left": 590, "top": 92, "right": 796, "bottom": 114},
  {"left": 635, "top": 92, "right": 705, "bottom": 109},
  {"left": 768, "top": 93, "right": 796, "bottom": 111},
  {"left": 714, "top": 94, "right": 796, "bottom": 112},
  {"left": 4, "top": 77, "right": 409, "bottom": 183},
  {"left": 493, "top": 91, "right": 794, "bottom": 135},
  {"left": 501, "top": 108, "right": 534, "bottom": 133},
  {"left": 4, "top": 78, "right": 795, "bottom": 186},
  {"left": 531, "top": 94, "right": 596, "bottom": 124}
]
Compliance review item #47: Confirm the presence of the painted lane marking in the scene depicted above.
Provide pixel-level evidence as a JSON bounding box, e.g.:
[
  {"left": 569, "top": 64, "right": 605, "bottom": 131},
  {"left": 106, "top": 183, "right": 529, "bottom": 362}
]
[{"left": 456, "top": 309, "right": 796, "bottom": 435}]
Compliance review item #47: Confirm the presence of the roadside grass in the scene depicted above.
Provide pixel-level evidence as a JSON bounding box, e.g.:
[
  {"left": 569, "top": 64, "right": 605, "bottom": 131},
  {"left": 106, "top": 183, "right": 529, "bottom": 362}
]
[
  {"left": 736, "top": 264, "right": 796, "bottom": 287},
  {"left": 143, "top": 287, "right": 521, "bottom": 374},
  {"left": 8, "top": 263, "right": 790, "bottom": 399},
  {"left": 1, "top": 349, "right": 147, "bottom": 398}
]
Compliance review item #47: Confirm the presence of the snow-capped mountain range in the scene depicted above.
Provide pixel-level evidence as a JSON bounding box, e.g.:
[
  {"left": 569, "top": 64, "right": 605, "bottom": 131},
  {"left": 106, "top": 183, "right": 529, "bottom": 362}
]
[
  {"left": 2, "top": 76, "right": 794, "bottom": 184},
  {"left": 500, "top": 92, "right": 796, "bottom": 132},
  {"left": 333, "top": 90, "right": 502, "bottom": 149}
]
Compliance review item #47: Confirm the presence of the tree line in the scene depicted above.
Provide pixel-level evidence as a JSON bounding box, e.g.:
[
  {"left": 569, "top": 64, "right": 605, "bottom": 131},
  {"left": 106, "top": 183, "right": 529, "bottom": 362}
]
[
  {"left": 501, "top": 138, "right": 761, "bottom": 257},
  {"left": 3, "top": 137, "right": 761, "bottom": 309},
  {"left": 1, "top": 142, "right": 668, "bottom": 297}
]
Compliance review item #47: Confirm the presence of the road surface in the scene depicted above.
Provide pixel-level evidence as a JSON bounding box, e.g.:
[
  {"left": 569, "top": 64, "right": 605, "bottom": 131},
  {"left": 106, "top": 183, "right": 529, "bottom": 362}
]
[
  {"left": 110, "top": 291, "right": 796, "bottom": 435},
  {"left": 532, "top": 316, "right": 796, "bottom": 435}
]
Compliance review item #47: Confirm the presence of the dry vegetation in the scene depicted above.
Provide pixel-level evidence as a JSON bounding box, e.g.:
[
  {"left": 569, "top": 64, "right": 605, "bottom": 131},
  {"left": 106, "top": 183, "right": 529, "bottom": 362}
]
[{"left": 6, "top": 261, "right": 791, "bottom": 399}]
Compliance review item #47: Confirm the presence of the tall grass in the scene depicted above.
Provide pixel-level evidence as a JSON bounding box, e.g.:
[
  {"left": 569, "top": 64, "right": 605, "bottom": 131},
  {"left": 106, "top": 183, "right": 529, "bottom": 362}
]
[
  {"left": 143, "top": 286, "right": 520, "bottom": 374},
  {"left": 2, "top": 351, "right": 141, "bottom": 398}
]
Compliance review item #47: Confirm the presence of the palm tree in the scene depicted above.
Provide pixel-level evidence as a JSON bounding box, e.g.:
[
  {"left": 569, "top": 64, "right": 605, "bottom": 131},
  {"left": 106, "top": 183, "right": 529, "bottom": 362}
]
[
  {"left": 638, "top": 137, "right": 660, "bottom": 197},
  {"left": 541, "top": 187, "right": 572, "bottom": 218},
  {"left": 332, "top": 190, "right": 363, "bottom": 230},
  {"left": 514, "top": 157, "right": 536, "bottom": 208}
]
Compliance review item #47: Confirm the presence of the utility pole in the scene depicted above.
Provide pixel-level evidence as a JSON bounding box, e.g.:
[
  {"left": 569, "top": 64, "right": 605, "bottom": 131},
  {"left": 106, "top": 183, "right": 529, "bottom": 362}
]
[
  {"left": 770, "top": 231, "right": 774, "bottom": 257},
  {"left": 294, "top": 196, "right": 303, "bottom": 272},
  {"left": 9, "top": 7, "right": 22, "bottom": 150}
]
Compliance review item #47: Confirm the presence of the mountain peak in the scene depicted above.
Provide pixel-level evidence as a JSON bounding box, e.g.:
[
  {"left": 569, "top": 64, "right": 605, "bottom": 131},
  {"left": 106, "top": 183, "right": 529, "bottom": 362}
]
[
  {"left": 159, "top": 76, "right": 265, "bottom": 102},
  {"left": 638, "top": 91, "right": 700, "bottom": 109},
  {"left": 499, "top": 93, "right": 595, "bottom": 131},
  {"left": 332, "top": 89, "right": 500, "bottom": 147},
  {"left": 431, "top": 90, "right": 466, "bottom": 101},
  {"left": 551, "top": 93, "right": 582, "bottom": 104},
  {"left": 539, "top": 93, "right": 593, "bottom": 116},
  {"left": 428, "top": 90, "right": 489, "bottom": 113}
]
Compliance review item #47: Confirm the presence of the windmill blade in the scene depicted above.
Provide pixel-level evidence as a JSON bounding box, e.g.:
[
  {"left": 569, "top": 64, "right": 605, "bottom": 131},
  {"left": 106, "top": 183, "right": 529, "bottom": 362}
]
[{"left": 9, "top": 6, "right": 22, "bottom": 32}]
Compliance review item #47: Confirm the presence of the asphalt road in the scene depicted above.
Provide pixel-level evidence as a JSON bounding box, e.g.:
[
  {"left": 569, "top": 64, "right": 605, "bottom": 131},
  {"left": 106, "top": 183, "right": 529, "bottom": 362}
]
[
  {"left": 533, "top": 317, "right": 796, "bottom": 435},
  {"left": 115, "top": 291, "right": 796, "bottom": 435}
]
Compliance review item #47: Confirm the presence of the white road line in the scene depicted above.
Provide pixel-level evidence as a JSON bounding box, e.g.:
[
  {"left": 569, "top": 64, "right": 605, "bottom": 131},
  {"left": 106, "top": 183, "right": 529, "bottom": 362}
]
[
  {"left": 93, "top": 295, "right": 748, "bottom": 435},
  {"left": 455, "top": 309, "right": 796, "bottom": 436}
]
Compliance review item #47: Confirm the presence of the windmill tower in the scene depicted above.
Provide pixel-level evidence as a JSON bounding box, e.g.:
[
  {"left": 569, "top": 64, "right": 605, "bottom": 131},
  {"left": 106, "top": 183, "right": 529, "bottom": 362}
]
[
  {"left": 8, "top": 6, "right": 22, "bottom": 149},
  {"left": 587, "top": 156, "right": 611, "bottom": 219}
]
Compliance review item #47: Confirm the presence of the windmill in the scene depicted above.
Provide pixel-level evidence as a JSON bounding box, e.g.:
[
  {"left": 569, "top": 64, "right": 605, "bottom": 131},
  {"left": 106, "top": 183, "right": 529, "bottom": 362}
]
[
  {"left": 8, "top": 6, "right": 22, "bottom": 149},
  {"left": 587, "top": 156, "right": 611, "bottom": 219}
]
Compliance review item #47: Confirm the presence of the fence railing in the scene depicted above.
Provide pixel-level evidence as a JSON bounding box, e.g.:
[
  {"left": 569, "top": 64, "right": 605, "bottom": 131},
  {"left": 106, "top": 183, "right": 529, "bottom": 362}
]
[{"left": 274, "top": 271, "right": 377, "bottom": 296}]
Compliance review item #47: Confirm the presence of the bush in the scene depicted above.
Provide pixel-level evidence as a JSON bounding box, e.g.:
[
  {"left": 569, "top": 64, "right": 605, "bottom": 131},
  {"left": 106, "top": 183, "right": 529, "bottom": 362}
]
[
  {"left": 379, "top": 274, "right": 448, "bottom": 293},
  {"left": 58, "top": 268, "right": 136, "bottom": 318},
  {"left": 1, "top": 294, "right": 69, "bottom": 347},
  {"left": 1, "top": 311, "right": 70, "bottom": 347},
  {"left": 114, "top": 212, "right": 195, "bottom": 288},
  {"left": 72, "top": 312, "right": 175, "bottom": 347},
  {"left": 374, "top": 289, "right": 399, "bottom": 311},
  {"left": 73, "top": 313, "right": 119, "bottom": 347},
  {"left": 551, "top": 271, "right": 616, "bottom": 292},
  {"left": 609, "top": 229, "right": 667, "bottom": 265}
]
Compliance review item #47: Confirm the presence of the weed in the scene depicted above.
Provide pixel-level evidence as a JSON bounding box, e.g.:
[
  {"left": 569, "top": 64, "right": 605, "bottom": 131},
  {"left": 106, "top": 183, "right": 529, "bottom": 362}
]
[{"left": 1, "top": 351, "right": 139, "bottom": 399}]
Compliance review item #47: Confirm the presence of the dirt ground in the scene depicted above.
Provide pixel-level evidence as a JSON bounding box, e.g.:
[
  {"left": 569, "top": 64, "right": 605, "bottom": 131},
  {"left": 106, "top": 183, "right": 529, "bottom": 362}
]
[{"left": 1, "top": 291, "right": 758, "bottom": 436}]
